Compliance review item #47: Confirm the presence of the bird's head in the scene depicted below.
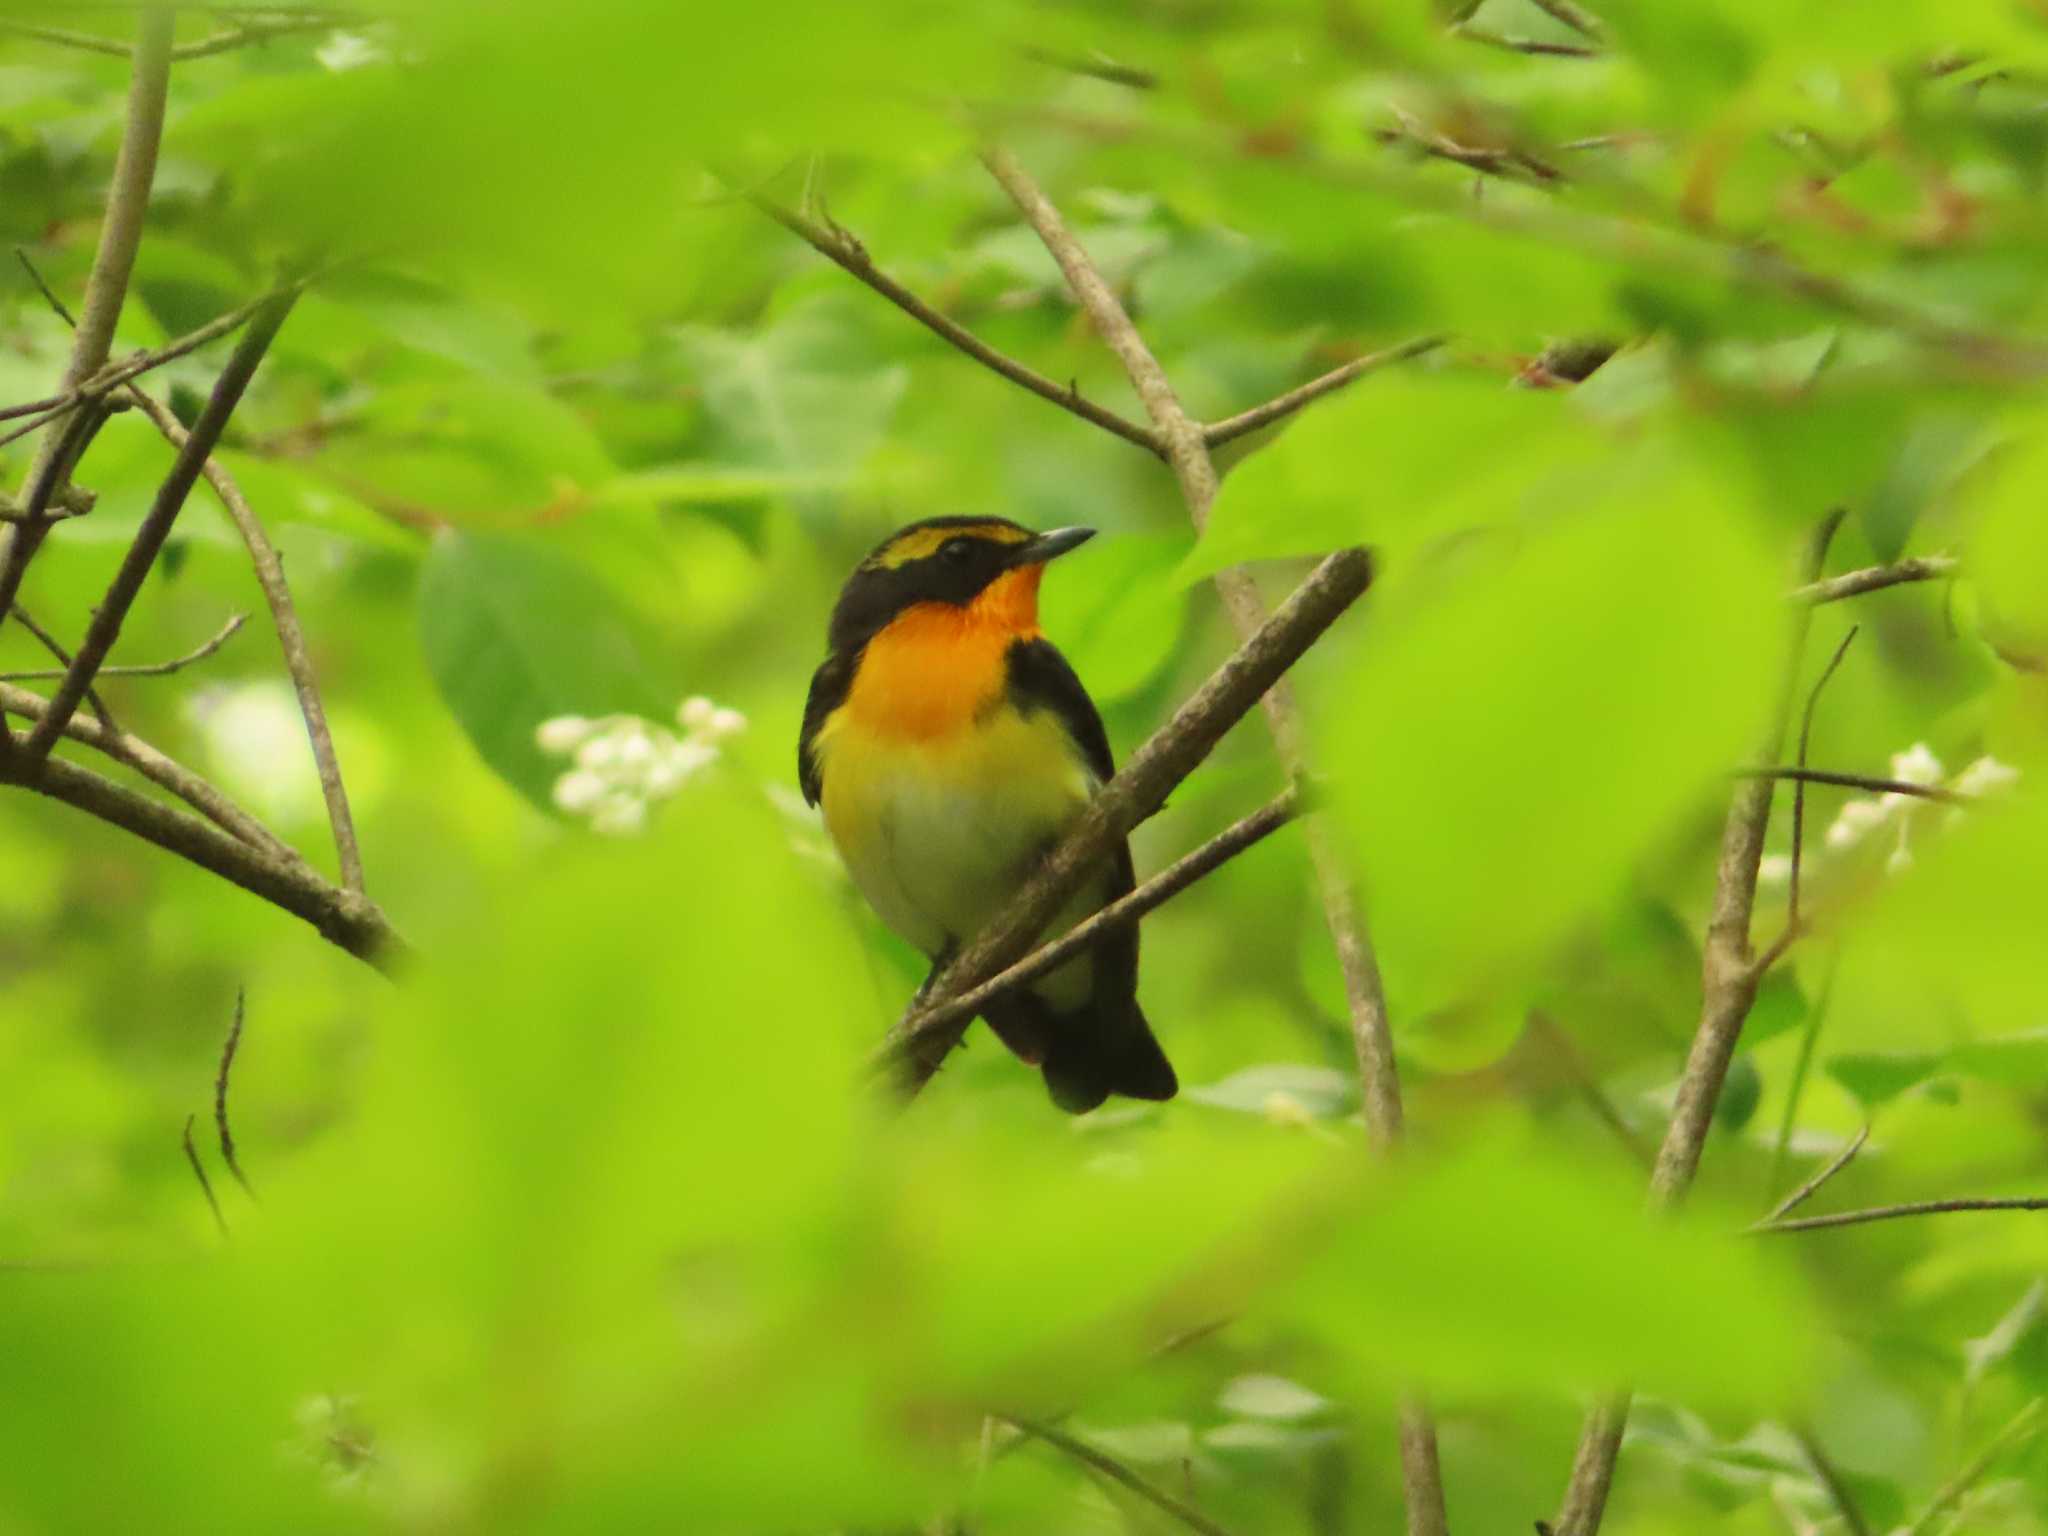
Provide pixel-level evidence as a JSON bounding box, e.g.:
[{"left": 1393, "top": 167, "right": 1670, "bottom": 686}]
[{"left": 828, "top": 516, "right": 1095, "bottom": 650}]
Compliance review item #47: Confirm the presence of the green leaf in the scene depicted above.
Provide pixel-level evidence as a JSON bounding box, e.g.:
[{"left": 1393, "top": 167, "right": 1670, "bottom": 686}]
[
  {"left": 1318, "top": 446, "right": 1778, "bottom": 1013},
  {"left": 1825, "top": 1051, "right": 1943, "bottom": 1109},
  {"left": 417, "top": 530, "right": 679, "bottom": 807}
]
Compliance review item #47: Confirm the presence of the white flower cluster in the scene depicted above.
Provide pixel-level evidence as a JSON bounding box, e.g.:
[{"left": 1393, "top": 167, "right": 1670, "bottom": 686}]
[
  {"left": 1759, "top": 742, "right": 2020, "bottom": 885},
  {"left": 536, "top": 697, "right": 745, "bottom": 836}
]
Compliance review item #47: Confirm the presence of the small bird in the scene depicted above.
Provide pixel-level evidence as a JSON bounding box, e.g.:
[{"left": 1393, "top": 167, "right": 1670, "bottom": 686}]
[{"left": 799, "top": 517, "right": 1178, "bottom": 1112}]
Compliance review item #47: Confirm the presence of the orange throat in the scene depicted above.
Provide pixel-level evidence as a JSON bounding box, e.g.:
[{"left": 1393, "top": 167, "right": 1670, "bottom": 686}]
[{"left": 844, "top": 566, "right": 1045, "bottom": 742}]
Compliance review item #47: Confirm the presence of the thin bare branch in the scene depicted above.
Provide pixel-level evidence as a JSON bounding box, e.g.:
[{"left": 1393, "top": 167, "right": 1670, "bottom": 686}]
[
  {"left": 1453, "top": 24, "right": 1600, "bottom": 57},
  {"left": 125, "top": 389, "right": 366, "bottom": 891},
  {"left": 1794, "top": 555, "right": 1958, "bottom": 604},
  {"left": 981, "top": 139, "right": 1447, "bottom": 1536},
  {"left": 1005, "top": 1418, "right": 1241, "bottom": 1536},
  {"left": 739, "top": 189, "right": 1164, "bottom": 456},
  {"left": 888, "top": 550, "right": 1372, "bottom": 1087},
  {"left": 0, "top": 613, "right": 245, "bottom": 681},
  {"left": 0, "top": 284, "right": 298, "bottom": 452},
  {"left": 1203, "top": 334, "right": 1447, "bottom": 447},
  {"left": 0, "top": 13, "right": 344, "bottom": 59},
  {"left": 214, "top": 988, "right": 254, "bottom": 1197},
  {"left": 1790, "top": 1425, "right": 1871, "bottom": 1536},
  {"left": 1766, "top": 949, "right": 1841, "bottom": 1202},
  {"left": 1760, "top": 1125, "right": 1870, "bottom": 1225},
  {"left": 1550, "top": 510, "right": 1844, "bottom": 1536},
  {"left": 1789, "top": 627, "right": 1859, "bottom": 926},
  {"left": 0, "top": 10, "right": 172, "bottom": 671},
  {"left": 7, "top": 605, "right": 117, "bottom": 728},
  {"left": 0, "top": 678, "right": 300, "bottom": 862},
  {"left": 182, "top": 1113, "right": 228, "bottom": 1238},
  {"left": 1527, "top": 0, "right": 1605, "bottom": 41},
  {"left": 1900, "top": 1398, "right": 2044, "bottom": 1536},
  {"left": 1754, "top": 1196, "right": 2048, "bottom": 1235},
  {"left": 0, "top": 747, "right": 402, "bottom": 970},
  {"left": 1735, "top": 766, "right": 1964, "bottom": 805},
  {"left": 21, "top": 290, "right": 298, "bottom": 764},
  {"left": 889, "top": 786, "right": 1300, "bottom": 1052}
]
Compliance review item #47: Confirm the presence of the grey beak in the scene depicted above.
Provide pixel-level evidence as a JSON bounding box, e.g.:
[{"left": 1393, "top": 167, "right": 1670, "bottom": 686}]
[{"left": 1017, "top": 526, "right": 1096, "bottom": 565}]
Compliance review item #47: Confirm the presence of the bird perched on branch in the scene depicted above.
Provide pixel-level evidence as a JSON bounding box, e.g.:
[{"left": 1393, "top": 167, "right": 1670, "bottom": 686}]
[{"left": 799, "top": 517, "right": 1177, "bottom": 1112}]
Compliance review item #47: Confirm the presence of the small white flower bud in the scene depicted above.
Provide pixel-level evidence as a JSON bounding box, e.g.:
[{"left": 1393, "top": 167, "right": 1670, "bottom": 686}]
[
  {"left": 589, "top": 792, "right": 649, "bottom": 836},
  {"left": 535, "top": 715, "right": 591, "bottom": 755},
  {"left": 551, "top": 769, "right": 608, "bottom": 814},
  {"left": 576, "top": 732, "right": 626, "bottom": 772},
  {"left": 679, "top": 695, "right": 717, "bottom": 731},
  {"left": 1954, "top": 755, "right": 2020, "bottom": 798},
  {"left": 1886, "top": 843, "right": 1915, "bottom": 875},
  {"left": 1825, "top": 797, "right": 1888, "bottom": 849},
  {"left": 616, "top": 731, "right": 657, "bottom": 772},
  {"left": 708, "top": 706, "right": 747, "bottom": 739},
  {"left": 1891, "top": 742, "right": 1944, "bottom": 786}
]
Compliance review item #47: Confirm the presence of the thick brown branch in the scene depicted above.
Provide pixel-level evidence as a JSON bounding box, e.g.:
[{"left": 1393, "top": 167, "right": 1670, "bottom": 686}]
[
  {"left": 0, "top": 679, "right": 297, "bottom": 862},
  {"left": 0, "top": 10, "right": 172, "bottom": 699},
  {"left": 0, "top": 750, "right": 402, "bottom": 970},
  {"left": 891, "top": 550, "right": 1372, "bottom": 1089},
  {"left": 1005, "top": 1418, "right": 1241, "bottom": 1536},
  {"left": 886, "top": 786, "right": 1300, "bottom": 1061},
  {"left": 740, "top": 190, "right": 1163, "bottom": 455},
  {"left": 1203, "top": 334, "right": 1447, "bottom": 447},
  {"left": 980, "top": 140, "right": 1448, "bottom": 1536},
  {"left": 126, "top": 389, "right": 366, "bottom": 891},
  {"left": 21, "top": 291, "right": 298, "bottom": 763}
]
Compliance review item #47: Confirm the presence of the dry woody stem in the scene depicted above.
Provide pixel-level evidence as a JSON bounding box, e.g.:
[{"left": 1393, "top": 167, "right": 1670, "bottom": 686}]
[{"left": 980, "top": 140, "right": 1448, "bottom": 1536}]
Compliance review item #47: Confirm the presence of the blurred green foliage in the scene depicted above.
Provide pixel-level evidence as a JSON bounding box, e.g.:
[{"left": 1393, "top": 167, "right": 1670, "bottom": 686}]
[{"left": 2, "top": 1, "right": 2047, "bottom": 1533}]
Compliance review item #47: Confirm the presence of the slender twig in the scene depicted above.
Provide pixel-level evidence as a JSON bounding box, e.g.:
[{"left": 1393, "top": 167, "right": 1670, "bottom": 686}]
[
  {"left": 0, "top": 748, "right": 402, "bottom": 969},
  {"left": 0, "top": 284, "right": 299, "bottom": 452},
  {"left": 1735, "top": 766, "right": 1963, "bottom": 805},
  {"left": 1754, "top": 1196, "right": 2048, "bottom": 1235},
  {"left": 1790, "top": 1425, "right": 1871, "bottom": 1536},
  {"left": 1527, "top": 0, "right": 1605, "bottom": 41},
  {"left": 1794, "top": 555, "right": 1958, "bottom": 604},
  {"left": 739, "top": 189, "right": 1163, "bottom": 456},
  {"left": 1761, "top": 1124, "right": 1870, "bottom": 1225},
  {"left": 1766, "top": 950, "right": 1841, "bottom": 1201},
  {"left": 1899, "top": 1399, "right": 2044, "bottom": 1536},
  {"left": 0, "top": 613, "right": 245, "bottom": 681},
  {"left": 980, "top": 140, "right": 1448, "bottom": 1536},
  {"left": 888, "top": 550, "right": 1373, "bottom": 1086},
  {"left": 1550, "top": 511, "right": 1844, "bottom": 1536},
  {"left": 1005, "top": 1418, "right": 1241, "bottom": 1536},
  {"left": 0, "top": 11, "right": 172, "bottom": 669},
  {"left": 15, "top": 249, "right": 368, "bottom": 892},
  {"left": 0, "top": 14, "right": 344, "bottom": 59},
  {"left": 1453, "top": 24, "right": 1600, "bottom": 57},
  {"left": 21, "top": 290, "right": 298, "bottom": 764},
  {"left": 887, "top": 786, "right": 1300, "bottom": 1052},
  {"left": 7, "top": 605, "right": 116, "bottom": 728},
  {"left": 1788, "top": 627, "right": 1859, "bottom": 926},
  {"left": 214, "top": 989, "right": 254, "bottom": 1197},
  {"left": 182, "top": 1113, "right": 228, "bottom": 1238},
  {"left": 1021, "top": 46, "right": 1158, "bottom": 89},
  {"left": 0, "top": 679, "right": 302, "bottom": 863},
  {"left": 1202, "top": 334, "right": 1447, "bottom": 447},
  {"left": 124, "top": 389, "right": 366, "bottom": 890}
]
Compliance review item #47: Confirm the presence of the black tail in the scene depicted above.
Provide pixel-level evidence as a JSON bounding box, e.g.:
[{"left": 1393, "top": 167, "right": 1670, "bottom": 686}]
[{"left": 1040, "top": 1006, "right": 1178, "bottom": 1115}]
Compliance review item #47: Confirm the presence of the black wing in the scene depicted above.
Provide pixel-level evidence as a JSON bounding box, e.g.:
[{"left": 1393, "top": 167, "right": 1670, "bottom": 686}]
[
  {"left": 1003, "top": 636, "right": 1114, "bottom": 782},
  {"left": 798, "top": 647, "right": 858, "bottom": 806}
]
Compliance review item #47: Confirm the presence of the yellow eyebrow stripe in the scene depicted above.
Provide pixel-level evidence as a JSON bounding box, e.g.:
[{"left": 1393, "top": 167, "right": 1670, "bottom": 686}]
[{"left": 871, "top": 522, "right": 1029, "bottom": 569}]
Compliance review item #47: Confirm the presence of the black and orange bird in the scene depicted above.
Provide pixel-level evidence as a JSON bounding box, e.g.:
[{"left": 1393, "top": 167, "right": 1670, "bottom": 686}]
[{"left": 799, "top": 517, "right": 1177, "bottom": 1112}]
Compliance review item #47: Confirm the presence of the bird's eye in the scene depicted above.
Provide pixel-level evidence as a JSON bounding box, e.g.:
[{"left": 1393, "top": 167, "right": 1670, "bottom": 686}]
[{"left": 940, "top": 538, "right": 977, "bottom": 565}]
